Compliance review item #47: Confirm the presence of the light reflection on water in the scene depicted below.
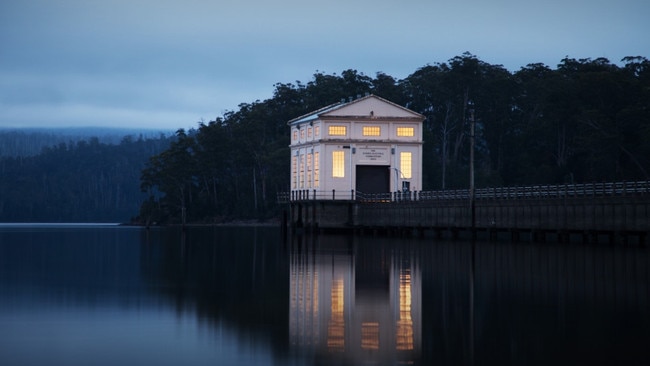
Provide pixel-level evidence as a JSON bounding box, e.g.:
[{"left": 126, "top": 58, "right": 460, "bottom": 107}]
[
  {"left": 0, "top": 225, "right": 648, "bottom": 365},
  {"left": 288, "top": 234, "right": 421, "bottom": 365}
]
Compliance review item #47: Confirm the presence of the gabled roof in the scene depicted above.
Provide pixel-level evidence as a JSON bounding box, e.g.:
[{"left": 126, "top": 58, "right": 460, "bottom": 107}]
[
  {"left": 288, "top": 102, "right": 342, "bottom": 125},
  {"left": 287, "top": 94, "right": 424, "bottom": 125}
]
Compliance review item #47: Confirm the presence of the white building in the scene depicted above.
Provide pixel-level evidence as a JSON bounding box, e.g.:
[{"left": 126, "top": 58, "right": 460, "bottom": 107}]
[{"left": 288, "top": 94, "right": 424, "bottom": 200}]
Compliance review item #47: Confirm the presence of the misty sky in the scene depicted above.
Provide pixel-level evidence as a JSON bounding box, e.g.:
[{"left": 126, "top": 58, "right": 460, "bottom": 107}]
[{"left": 1, "top": 0, "right": 648, "bottom": 130}]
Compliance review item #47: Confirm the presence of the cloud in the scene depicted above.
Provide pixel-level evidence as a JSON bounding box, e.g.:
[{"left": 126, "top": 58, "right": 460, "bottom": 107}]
[{"left": 1, "top": 0, "right": 648, "bottom": 129}]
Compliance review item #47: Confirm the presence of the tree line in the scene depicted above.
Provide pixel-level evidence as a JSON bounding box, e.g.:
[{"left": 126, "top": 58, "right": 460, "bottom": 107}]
[
  {"left": 0, "top": 127, "right": 168, "bottom": 157},
  {"left": 139, "top": 53, "right": 650, "bottom": 225},
  {"left": 0, "top": 134, "right": 172, "bottom": 222},
  {"left": 1, "top": 53, "right": 648, "bottom": 223}
]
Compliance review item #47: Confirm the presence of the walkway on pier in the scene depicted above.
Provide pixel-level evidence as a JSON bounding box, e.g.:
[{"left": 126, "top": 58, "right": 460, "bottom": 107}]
[{"left": 281, "top": 181, "right": 650, "bottom": 244}]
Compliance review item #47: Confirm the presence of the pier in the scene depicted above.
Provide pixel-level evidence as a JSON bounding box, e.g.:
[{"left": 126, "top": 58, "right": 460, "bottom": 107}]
[{"left": 280, "top": 181, "right": 650, "bottom": 244}]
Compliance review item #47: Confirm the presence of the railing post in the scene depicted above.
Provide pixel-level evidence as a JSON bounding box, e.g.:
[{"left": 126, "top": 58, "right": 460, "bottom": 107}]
[
  {"left": 332, "top": 189, "right": 335, "bottom": 200},
  {"left": 351, "top": 189, "right": 355, "bottom": 201}
]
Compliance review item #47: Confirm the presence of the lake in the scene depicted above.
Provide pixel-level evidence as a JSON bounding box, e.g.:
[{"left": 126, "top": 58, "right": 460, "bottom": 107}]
[{"left": 0, "top": 224, "right": 648, "bottom": 365}]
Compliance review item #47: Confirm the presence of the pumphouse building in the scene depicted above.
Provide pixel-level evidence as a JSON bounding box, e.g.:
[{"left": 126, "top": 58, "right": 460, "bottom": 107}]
[{"left": 288, "top": 94, "right": 424, "bottom": 200}]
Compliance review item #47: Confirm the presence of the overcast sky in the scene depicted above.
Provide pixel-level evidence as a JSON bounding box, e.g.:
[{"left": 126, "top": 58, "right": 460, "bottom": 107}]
[{"left": 1, "top": 0, "right": 648, "bottom": 130}]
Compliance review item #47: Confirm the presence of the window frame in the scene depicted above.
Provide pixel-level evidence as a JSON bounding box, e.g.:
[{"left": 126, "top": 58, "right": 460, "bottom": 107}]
[
  {"left": 400, "top": 152, "right": 412, "bottom": 179},
  {"left": 396, "top": 127, "right": 414, "bottom": 137},
  {"left": 362, "top": 126, "right": 381, "bottom": 136},
  {"left": 328, "top": 125, "right": 347, "bottom": 136},
  {"left": 332, "top": 150, "right": 345, "bottom": 178}
]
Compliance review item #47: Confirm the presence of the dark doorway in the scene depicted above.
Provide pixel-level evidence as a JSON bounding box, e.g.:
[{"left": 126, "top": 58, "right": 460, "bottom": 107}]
[{"left": 356, "top": 165, "right": 390, "bottom": 194}]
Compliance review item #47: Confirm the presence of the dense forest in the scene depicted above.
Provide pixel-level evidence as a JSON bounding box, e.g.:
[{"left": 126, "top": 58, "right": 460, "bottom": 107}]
[
  {"left": 0, "top": 133, "right": 173, "bottom": 222},
  {"left": 2, "top": 53, "right": 649, "bottom": 224},
  {"left": 139, "top": 54, "right": 650, "bottom": 225}
]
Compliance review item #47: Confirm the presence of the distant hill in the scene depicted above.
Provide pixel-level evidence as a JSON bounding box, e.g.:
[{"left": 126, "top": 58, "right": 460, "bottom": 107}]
[
  {"left": 0, "top": 127, "right": 174, "bottom": 157},
  {"left": 0, "top": 128, "right": 175, "bottom": 222}
]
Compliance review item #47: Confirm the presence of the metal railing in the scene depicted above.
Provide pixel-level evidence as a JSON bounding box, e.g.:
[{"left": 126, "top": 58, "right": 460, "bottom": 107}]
[{"left": 277, "top": 181, "right": 650, "bottom": 204}]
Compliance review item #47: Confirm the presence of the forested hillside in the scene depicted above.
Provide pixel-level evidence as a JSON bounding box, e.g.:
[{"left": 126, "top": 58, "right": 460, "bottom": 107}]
[
  {"left": 0, "top": 134, "right": 173, "bottom": 222},
  {"left": 139, "top": 54, "right": 650, "bottom": 225},
  {"left": 2, "top": 54, "right": 648, "bottom": 224}
]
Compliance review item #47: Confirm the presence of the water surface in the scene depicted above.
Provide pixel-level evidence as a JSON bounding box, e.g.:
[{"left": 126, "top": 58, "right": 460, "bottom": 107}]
[{"left": 0, "top": 225, "right": 648, "bottom": 365}]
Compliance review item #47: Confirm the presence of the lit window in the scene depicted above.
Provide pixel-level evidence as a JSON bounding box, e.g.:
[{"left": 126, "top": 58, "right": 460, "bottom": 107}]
[
  {"left": 400, "top": 152, "right": 412, "bottom": 179},
  {"left": 332, "top": 151, "right": 345, "bottom": 178},
  {"left": 314, "top": 152, "right": 320, "bottom": 187},
  {"left": 293, "top": 130, "right": 298, "bottom": 141},
  {"left": 299, "top": 154, "right": 305, "bottom": 188},
  {"left": 292, "top": 156, "right": 297, "bottom": 189},
  {"left": 329, "top": 126, "right": 346, "bottom": 136},
  {"left": 307, "top": 127, "right": 312, "bottom": 138},
  {"left": 300, "top": 129, "right": 305, "bottom": 140},
  {"left": 363, "top": 126, "right": 381, "bottom": 136},
  {"left": 397, "top": 127, "right": 414, "bottom": 137},
  {"left": 314, "top": 126, "right": 320, "bottom": 136},
  {"left": 307, "top": 153, "right": 312, "bottom": 188}
]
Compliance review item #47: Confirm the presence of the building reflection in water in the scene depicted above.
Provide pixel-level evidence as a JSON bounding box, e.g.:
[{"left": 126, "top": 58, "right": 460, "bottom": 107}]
[{"left": 289, "top": 234, "right": 420, "bottom": 364}]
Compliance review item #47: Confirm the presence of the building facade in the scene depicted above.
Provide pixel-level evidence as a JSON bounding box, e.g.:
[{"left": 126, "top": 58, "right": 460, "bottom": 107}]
[{"left": 288, "top": 94, "right": 424, "bottom": 199}]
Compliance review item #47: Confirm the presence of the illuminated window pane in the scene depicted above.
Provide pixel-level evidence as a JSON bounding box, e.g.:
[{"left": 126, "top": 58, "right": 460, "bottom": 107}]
[
  {"left": 400, "top": 152, "right": 412, "bottom": 179},
  {"left": 328, "top": 126, "right": 346, "bottom": 136},
  {"left": 332, "top": 151, "right": 345, "bottom": 178},
  {"left": 307, "top": 127, "right": 312, "bottom": 138},
  {"left": 292, "top": 156, "right": 297, "bottom": 189},
  {"left": 299, "top": 154, "right": 305, "bottom": 188},
  {"left": 362, "top": 126, "right": 381, "bottom": 136},
  {"left": 293, "top": 130, "right": 298, "bottom": 141},
  {"left": 314, "top": 152, "right": 320, "bottom": 187},
  {"left": 314, "top": 126, "right": 320, "bottom": 136},
  {"left": 397, "top": 127, "right": 414, "bottom": 137},
  {"left": 307, "top": 153, "right": 312, "bottom": 188}
]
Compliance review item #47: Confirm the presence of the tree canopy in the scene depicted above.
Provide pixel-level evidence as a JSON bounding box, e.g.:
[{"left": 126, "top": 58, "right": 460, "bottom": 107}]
[
  {"left": 2, "top": 54, "right": 647, "bottom": 223},
  {"left": 138, "top": 54, "right": 650, "bottom": 224}
]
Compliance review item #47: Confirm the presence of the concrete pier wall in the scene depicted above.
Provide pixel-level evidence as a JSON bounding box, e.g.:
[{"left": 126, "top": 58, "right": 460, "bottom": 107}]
[{"left": 288, "top": 195, "right": 650, "bottom": 242}]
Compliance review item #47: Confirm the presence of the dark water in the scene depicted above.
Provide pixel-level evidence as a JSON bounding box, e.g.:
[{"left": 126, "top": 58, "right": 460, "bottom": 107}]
[{"left": 0, "top": 224, "right": 648, "bottom": 365}]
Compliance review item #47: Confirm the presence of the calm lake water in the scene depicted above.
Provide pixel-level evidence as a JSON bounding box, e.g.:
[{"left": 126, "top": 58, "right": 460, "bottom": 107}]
[{"left": 0, "top": 224, "right": 648, "bottom": 365}]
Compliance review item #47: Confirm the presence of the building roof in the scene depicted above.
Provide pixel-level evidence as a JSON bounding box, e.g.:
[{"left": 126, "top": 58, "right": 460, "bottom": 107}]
[{"left": 287, "top": 94, "right": 424, "bottom": 126}]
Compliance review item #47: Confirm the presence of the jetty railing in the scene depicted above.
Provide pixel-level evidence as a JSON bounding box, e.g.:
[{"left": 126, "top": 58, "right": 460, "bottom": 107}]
[{"left": 278, "top": 180, "right": 650, "bottom": 203}]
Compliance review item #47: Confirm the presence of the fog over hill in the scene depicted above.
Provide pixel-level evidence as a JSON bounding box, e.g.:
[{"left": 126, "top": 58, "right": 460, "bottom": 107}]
[{"left": 0, "top": 127, "right": 174, "bottom": 157}]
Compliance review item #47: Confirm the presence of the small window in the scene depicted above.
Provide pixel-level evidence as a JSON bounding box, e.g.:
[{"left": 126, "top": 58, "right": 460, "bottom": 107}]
[
  {"left": 397, "top": 127, "right": 414, "bottom": 137},
  {"left": 300, "top": 129, "right": 305, "bottom": 139},
  {"left": 314, "top": 126, "right": 320, "bottom": 136},
  {"left": 293, "top": 130, "right": 298, "bottom": 141},
  {"left": 307, "top": 127, "right": 312, "bottom": 138},
  {"left": 363, "top": 126, "right": 381, "bottom": 136},
  {"left": 329, "top": 126, "right": 346, "bottom": 136},
  {"left": 332, "top": 151, "right": 345, "bottom": 177}
]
